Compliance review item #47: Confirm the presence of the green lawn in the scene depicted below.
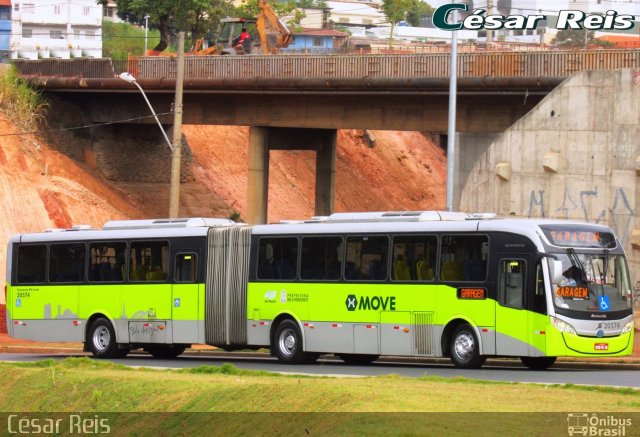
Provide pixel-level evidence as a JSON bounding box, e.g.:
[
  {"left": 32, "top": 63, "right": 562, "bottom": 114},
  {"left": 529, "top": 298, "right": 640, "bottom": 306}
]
[{"left": 0, "top": 359, "right": 638, "bottom": 436}]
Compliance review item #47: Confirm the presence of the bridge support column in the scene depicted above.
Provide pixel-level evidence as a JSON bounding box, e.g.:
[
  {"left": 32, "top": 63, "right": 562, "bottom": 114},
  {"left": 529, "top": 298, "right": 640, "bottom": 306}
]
[
  {"left": 247, "top": 126, "right": 269, "bottom": 225},
  {"left": 315, "top": 130, "right": 336, "bottom": 216}
]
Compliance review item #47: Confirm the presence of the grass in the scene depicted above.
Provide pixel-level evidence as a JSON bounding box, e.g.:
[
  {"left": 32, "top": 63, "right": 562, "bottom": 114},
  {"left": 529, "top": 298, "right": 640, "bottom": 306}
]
[
  {"left": 0, "top": 66, "right": 48, "bottom": 130},
  {"left": 1, "top": 359, "right": 638, "bottom": 435},
  {"left": 102, "top": 20, "right": 161, "bottom": 60}
]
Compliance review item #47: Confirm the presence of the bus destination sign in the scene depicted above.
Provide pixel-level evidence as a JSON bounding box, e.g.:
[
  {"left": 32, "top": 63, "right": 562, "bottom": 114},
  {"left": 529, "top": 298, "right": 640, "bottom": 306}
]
[
  {"left": 540, "top": 225, "right": 616, "bottom": 248},
  {"left": 457, "top": 288, "right": 486, "bottom": 300},
  {"left": 556, "top": 286, "right": 588, "bottom": 299}
]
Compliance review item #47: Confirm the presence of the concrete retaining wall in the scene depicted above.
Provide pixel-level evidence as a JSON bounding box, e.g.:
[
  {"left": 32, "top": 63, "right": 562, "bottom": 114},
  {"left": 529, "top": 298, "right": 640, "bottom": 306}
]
[{"left": 458, "top": 68, "right": 640, "bottom": 281}]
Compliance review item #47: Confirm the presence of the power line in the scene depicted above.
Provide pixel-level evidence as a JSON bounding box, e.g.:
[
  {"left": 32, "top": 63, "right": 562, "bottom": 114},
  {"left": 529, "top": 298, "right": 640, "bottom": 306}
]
[{"left": 0, "top": 111, "right": 175, "bottom": 138}]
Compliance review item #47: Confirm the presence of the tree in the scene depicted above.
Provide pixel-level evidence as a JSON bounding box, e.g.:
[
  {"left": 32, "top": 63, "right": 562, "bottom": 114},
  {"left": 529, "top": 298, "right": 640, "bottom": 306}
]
[
  {"left": 405, "top": 0, "right": 433, "bottom": 27},
  {"left": 552, "top": 28, "right": 595, "bottom": 48},
  {"left": 235, "top": 0, "right": 304, "bottom": 30},
  {"left": 99, "top": 0, "right": 233, "bottom": 52},
  {"left": 382, "top": 0, "right": 432, "bottom": 48}
]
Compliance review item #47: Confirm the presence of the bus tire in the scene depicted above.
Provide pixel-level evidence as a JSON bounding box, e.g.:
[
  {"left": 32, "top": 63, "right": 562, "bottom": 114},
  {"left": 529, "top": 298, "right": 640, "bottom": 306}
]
[
  {"left": 145, "top": 345, "right": 187, "bottom": 359},
  {"left": 338, "top": 354, "right": 379, "bottom": 365},
  {"left": 273, "top": 319, "right": 308, "bottom": 364},
  {"left": 87, "top": 317, "right": 119, "bottom": 359},
  {"left": 450, "top": 324, "right": 486, "bottom": 369},
  {"left": 521, "top": 356, "right": 556, "bottom": 370}
]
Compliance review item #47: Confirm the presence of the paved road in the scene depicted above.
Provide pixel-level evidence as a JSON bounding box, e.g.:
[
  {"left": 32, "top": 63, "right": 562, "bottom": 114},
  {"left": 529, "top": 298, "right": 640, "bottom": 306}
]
[{"left": 1, "top": 352, "right": 639, "bottom": 389}]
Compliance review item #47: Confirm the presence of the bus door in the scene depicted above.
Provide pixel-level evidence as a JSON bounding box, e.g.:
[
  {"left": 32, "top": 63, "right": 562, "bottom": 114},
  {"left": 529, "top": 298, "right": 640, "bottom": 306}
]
[
  {"left": 172, "top": 252, "right": 200, "bottom": 344},
  {"left": 495, "top": 255, "right": 531, "bottom": 356}
]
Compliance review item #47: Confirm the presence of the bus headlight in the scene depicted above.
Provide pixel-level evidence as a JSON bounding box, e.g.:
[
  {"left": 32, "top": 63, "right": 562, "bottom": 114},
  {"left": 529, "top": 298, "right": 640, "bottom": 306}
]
[
  {"left": 621, "top": 320, "right": 634, "bottom": 334},
  {"left": 550, "top": 316, "right": 577, "bottom": 335}
]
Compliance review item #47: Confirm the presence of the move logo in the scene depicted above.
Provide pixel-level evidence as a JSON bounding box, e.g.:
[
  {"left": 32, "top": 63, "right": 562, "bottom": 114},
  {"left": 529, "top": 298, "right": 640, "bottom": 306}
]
[{"left": 345, "top": 294, "right": 396, "bottom": 312}]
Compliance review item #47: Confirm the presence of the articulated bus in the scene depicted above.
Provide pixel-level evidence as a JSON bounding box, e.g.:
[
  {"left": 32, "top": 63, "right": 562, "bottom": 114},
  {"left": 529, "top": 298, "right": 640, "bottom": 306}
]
[{"left": 5, "top": 212, "right": 635, "bottom": 369}]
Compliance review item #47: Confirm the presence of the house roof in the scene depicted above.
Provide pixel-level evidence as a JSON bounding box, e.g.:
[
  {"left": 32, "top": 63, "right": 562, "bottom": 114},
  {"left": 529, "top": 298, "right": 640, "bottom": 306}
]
[
  {"left": 0, "top": 0, "right": 11, "bottom": 6},
  {"left": 296, "top": 28, "right": 350, "bottom": 37}
]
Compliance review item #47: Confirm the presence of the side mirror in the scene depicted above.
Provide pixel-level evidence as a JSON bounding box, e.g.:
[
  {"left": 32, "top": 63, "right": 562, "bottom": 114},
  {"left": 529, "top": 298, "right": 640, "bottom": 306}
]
[{"left": 550, "top": 259, "right": 564, "bottom": 285}]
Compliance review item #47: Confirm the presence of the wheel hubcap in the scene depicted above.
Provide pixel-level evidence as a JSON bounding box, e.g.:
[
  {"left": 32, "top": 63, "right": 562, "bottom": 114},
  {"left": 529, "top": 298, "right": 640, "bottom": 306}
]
[
  {"left": 454, "top": 331, "right": 474, "bottom": 361},
  {"left": 279, "top": 329, "right": 296, "bottom": 356},
  {"left": 92, "top": 326, "right": 110, "bottom": 352}
]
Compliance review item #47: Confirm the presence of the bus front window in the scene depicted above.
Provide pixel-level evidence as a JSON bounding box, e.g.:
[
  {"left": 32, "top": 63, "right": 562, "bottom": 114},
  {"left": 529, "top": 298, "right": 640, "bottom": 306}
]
[{"left": 550, "top": 252, "right": 632, "bottom": 313}]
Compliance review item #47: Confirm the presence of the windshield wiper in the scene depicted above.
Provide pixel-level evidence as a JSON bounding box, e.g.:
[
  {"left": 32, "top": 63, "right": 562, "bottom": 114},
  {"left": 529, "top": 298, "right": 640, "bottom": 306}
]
[{"left": 567, "top": 248, "right": 589, "bottom": 284}]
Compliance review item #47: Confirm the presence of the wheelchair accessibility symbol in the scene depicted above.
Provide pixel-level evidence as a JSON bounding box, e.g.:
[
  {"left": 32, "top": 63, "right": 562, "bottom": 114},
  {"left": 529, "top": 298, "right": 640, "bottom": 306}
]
[{"left": 598, "top": 296, "right": 610, "bottom": 311}]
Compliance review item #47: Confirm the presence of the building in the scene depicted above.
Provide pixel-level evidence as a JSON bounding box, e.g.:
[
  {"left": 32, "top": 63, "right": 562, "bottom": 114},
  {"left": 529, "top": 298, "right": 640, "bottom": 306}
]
[
  {"left": 0, "top": 0, "right": 10, "bottom": 62},
  {"left": 102, "top": 0, "right": 123, "bottom": 24},
  {"left": 10, "top": 0, "right": 102, "bottom": 60},
  {"left": 326, "top": 1, "right": 387, "bottom": 29},
  {"left": 285, "top": 28, "right": 349, "bottom": 52}
]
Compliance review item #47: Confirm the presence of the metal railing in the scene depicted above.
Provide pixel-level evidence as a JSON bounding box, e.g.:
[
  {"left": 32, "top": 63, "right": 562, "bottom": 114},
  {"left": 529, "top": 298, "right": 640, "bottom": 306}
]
[{"left": 13, "top": 49, "right": 640, "bottom": 81}]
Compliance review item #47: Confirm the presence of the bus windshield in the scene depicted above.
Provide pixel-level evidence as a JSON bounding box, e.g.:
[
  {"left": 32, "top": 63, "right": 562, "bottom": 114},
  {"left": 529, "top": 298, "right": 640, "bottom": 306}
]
[{"left": 551, "top": 252, "right": 632, "bottom": 313}]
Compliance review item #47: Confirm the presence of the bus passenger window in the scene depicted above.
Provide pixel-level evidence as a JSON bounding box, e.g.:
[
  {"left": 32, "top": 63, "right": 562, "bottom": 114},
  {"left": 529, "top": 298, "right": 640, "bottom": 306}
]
[
  {"left": 257, "top": 237, "right": 298, "bottom": 280},
  {"left": 440, "top": 235, "right": 488, "bottom": 282},
  {"left": 50, "top": 243, "right": 86, "bottom": 283},
  {"left": 175, "top": 253, "right": 197, "bottom": 283},
  {"left": 345, "top": 236, "right": 388, "bottom": 281},
  {"left": 392, "top": 235, "right": 437, "bottom": 281},
  {"left": 129, "top": 241, "right": 169, "bottom": 282},
  {"left": 16, "top": 245, "right": 47, "bottom": 284},
  {"left": 89, "top": 242, "right": 126, "bottom": 282},
  {"left": 300, "top": 237, "right": 342, "bottom": 281}
]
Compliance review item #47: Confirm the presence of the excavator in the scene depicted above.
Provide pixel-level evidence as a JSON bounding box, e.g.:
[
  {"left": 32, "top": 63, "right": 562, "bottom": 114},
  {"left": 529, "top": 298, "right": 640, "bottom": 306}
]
[{"left": 191, "top": 0, "right": 292, "bottom": 55}]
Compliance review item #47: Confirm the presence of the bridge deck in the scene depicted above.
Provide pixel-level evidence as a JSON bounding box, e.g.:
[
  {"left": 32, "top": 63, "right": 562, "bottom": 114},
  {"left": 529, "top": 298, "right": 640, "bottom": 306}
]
[{"left": 13, "top": 49, "right": 640, "bottom": 82}]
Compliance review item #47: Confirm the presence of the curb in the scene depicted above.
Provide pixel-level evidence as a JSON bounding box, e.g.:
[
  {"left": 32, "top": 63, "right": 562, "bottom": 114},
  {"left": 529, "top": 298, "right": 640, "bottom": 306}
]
[{"left": 1, "top": 344, "right": 639, "bottom": 371}]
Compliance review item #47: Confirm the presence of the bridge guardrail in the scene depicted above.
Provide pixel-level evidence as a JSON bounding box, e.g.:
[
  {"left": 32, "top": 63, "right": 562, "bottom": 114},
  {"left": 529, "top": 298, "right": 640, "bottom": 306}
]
[{"left": 12, "top": 49, "right": 640, "bottom": 80}]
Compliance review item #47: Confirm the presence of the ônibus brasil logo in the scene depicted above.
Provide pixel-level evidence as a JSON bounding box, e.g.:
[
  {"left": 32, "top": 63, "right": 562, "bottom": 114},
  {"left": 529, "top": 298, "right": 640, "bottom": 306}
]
[
  {"left": 345, "top": 294, "right": 396, "bottom": 312},
  {"left": 432, "top": 3, "right": 635, "bottom": 31}
]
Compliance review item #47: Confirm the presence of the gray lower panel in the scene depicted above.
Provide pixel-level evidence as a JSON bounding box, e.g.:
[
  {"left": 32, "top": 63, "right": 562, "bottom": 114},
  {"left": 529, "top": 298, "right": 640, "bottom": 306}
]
[
  {"left": 496, "top": 331, "right": 544, "bottom": 356},
  {"left": 172, "top": 320, "right": 202, "bottom": 344},
  {"left": 10, "top": 319, "right": 84, "bottom": 342}
]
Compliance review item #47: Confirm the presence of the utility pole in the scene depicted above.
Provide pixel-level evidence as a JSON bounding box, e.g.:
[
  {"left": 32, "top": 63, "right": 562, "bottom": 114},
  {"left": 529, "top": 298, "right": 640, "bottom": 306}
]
[
  {"left": 169, "top": 31, "right": 185, "bottom": 218},
  {"left": 446, "top": 10, "right": 458, "bottom": 212},
  {"left": 486, "top": 0, "right": 493, "bottom": 47}
]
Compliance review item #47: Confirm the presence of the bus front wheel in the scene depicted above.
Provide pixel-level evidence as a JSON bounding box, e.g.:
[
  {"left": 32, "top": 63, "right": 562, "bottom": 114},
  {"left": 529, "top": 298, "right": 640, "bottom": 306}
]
[
  {"left": 450, "top": 324, "right": 486, "bottom": 369},
  {"left": 273, "top": 319, "right": 310, "bottom": 364},
  {"left": 521, "top": 356, "right": 556, "bottom": 370},
  {"left": 87, "top": 317, "right": 119, "bottom": 359}
]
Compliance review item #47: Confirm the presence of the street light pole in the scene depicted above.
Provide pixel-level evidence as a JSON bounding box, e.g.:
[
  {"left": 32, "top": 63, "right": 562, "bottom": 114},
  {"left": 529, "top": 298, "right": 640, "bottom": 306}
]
[
  {"left": 119, "top": 34, "right": 185, "bottom": 219},
  {"left": 144, "top": 15, "right": 149, "bottom": 53},
  {"left": 118, "top": 72, "right": 173, "bottom": 153},
  {"left": 445, "top": 10, "right": 458, "bottom": 212}
]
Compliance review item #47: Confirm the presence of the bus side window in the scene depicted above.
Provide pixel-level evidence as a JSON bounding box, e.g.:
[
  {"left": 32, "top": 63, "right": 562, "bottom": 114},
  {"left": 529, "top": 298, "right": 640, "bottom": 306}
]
[
  {"left": 257, "top": 237, "right": 298, "bottom": 280},
  {"left": 175, "top": 253, "right": 197, "bottom": 283},
  {"left": 17, "top": 244, "right": 47, "bottom": 284},
  {"left": 499, "top": 260, "right": 525, "bottom": 309},
  {"left": 89, "top": 242, "right": 126, "bottom": 282}
]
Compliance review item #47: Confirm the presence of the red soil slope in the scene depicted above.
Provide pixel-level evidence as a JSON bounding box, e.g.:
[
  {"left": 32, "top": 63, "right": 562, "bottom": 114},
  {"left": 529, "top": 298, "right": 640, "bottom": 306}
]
[{"left": 0, "top": 117, "right": 446, "bottom": 303}]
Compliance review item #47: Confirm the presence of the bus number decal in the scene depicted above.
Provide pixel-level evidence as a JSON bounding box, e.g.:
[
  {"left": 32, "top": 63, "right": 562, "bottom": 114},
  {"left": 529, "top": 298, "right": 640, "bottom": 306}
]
[{"left": 457, "top": 288, "right": 486, "bottom": 299}]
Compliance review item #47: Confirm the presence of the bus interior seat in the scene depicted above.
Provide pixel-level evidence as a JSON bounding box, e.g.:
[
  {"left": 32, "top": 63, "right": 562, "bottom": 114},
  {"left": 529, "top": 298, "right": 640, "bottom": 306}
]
[
  {"left": 369, "top": 259, "right": 386, "bottom": 280},
  {"left": 345, "top": 262, "right": 359, "bottom": 279},
  {"left": 393, "top": 259, "right": 411, "bottom": 280},
  {"left": 441, "top": 261, "right": 464, "bottom": 281},
  {"left": 416, "top": 260, "right": 434, "bottom": 281}
]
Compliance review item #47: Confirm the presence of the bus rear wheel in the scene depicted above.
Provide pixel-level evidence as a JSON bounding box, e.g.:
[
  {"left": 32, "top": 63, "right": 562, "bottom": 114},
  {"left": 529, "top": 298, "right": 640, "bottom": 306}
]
[
  {"left": 87, "top": 317, "right": 119, "bottom": 359},
  {"left": 521, "top": 356, "right": 556, "bottom": 370},
  {"left": 450, "top": 324, "right": 486, "bottom": 369},
  {"left": 273, "top": 319, "right": 311, "bottom": 364},
  {"left": 145, "top": 345, "right": 187, "bottom": 359}
]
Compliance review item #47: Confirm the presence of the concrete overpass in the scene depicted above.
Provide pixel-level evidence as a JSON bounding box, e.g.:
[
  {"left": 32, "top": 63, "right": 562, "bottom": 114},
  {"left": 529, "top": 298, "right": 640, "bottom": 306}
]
[{"left": 14, "top": 50, "right": 640, "bottom": 222}]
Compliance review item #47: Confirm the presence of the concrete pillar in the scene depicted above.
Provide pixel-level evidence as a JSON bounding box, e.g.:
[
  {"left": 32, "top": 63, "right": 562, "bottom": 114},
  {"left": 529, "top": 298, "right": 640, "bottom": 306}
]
[
  {"left": 315, "top": 130, "right": 337, "bottom": 216},
  {"left": 247, "top": 126, "right": 269, "bottom": 224}
]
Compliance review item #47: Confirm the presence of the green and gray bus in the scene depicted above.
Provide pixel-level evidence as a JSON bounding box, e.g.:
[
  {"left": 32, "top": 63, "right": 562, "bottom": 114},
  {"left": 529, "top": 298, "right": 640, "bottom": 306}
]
[{"left": 5, "top": 212, "right": 635, "bottom": 369}]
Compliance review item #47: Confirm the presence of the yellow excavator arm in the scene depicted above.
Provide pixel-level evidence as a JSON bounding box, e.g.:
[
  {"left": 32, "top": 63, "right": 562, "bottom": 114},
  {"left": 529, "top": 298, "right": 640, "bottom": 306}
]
[{"left": 256, "top": 0, "right": 293, "bottom": 54}]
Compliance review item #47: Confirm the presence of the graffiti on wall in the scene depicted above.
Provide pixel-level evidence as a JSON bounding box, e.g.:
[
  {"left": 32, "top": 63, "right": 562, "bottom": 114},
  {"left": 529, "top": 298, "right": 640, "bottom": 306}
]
[{"left": 528, "top": 187, "right": 634, "bottom": 245}]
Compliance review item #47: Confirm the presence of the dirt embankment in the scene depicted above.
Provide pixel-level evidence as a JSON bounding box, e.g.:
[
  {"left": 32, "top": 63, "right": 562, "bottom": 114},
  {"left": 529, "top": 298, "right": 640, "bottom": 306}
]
[{"left": 0, "top": 114, "right": 446, "bottom": 303}]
